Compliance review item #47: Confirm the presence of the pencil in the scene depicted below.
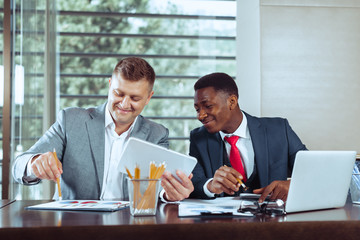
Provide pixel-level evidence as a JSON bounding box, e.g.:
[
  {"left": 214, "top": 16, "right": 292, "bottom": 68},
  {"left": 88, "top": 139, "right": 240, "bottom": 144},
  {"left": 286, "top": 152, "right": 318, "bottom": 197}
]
[
  {"left": 223, "top": 164, "right": 249, "bottom": 191},
  {"left": 125, "top": 166, "right": 133, "bottom": 179},
  {"left": 236, "top": 178, "right": 249, "bottom": 191},
  {"left": 134, "top": 164, "right": 140, "bottom": 179},
  {"left": 133, "top": 164, "right": 141, "bottom": 209},
  {"left": 136, "top": 162, "right": 166, "bottom": 210},
  {"left": 53, "top": 148, "right": 62, "bottom": 201}
]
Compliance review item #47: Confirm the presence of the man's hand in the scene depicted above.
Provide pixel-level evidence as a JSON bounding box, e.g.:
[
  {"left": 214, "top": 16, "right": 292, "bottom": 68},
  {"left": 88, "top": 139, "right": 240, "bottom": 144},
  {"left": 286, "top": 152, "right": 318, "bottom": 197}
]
[
  {"left": 207, "top": 165, "right": 242, "bottom": 195},
  {"left": 253, "top": 180, "right": 290, "bottom": 203},
  {"left": 161, "top": 170, "right": 194, "bottom": 201},
  {"left": 30, "top": 152, "right": 63, "bottom": 181}
]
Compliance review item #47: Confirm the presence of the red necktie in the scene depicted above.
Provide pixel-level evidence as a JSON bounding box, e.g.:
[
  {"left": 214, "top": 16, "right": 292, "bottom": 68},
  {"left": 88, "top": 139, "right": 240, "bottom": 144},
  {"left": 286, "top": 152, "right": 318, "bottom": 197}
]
[{"left": 224, "top": 135, "right": 247, "bottom": 182}]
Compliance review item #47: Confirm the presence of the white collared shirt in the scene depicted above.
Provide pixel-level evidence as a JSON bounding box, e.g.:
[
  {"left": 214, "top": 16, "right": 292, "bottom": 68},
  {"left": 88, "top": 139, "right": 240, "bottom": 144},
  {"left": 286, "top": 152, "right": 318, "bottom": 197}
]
[
  {"left": 100, "top": 103, "right": 137, "bottom": 200},
  {"left": 203, "top": 112, "right": 255, "bottom": 197},
  {"left": 219, "top": 113, "right": 255, "bottom": 179}
]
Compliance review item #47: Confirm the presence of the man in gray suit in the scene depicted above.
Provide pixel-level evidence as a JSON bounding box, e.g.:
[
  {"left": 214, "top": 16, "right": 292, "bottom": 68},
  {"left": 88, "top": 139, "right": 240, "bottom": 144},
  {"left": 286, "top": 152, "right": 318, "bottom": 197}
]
[{"left": 12, "top": 57, "right": 194, "bottom": 201}]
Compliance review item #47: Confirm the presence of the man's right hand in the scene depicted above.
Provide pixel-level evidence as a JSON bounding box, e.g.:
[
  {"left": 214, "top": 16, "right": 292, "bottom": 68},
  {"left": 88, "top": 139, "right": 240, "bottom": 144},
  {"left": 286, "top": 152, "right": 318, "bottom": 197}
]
[
  {"left": 30, "top": 152, "right": 63, "bottom": 181},
  {"left": 207, "top": 165, "right": 242, "bottom": 195}
]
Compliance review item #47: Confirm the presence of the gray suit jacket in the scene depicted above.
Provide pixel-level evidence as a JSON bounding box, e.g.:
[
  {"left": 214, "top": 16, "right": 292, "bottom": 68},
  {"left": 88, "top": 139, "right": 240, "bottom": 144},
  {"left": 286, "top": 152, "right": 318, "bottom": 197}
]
[{"left": 12, "top": 103, "right": 169, "bottom": 200}]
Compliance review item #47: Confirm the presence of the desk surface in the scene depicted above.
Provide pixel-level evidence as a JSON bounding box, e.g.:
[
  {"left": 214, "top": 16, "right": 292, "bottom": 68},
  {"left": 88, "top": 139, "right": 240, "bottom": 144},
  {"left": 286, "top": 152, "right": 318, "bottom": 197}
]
[
  {"left": 0, "top": 200, "right": 16, "bottom": 209},
  {"left": 1, "top": 199, "right": 360, "bottom": 240}
]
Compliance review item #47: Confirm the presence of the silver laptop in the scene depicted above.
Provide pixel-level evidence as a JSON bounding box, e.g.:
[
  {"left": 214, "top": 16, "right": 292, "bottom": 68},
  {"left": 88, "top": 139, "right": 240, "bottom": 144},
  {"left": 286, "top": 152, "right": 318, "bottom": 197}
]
[{"left": 285, "top": 150, "right": 356, "bottom": 213}]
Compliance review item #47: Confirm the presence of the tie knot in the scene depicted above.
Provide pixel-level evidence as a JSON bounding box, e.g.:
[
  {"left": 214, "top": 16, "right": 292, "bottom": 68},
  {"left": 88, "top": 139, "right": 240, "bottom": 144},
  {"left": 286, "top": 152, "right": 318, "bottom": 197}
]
[{"left": 224, "top": 135, "right": 239, "bottom": 145}]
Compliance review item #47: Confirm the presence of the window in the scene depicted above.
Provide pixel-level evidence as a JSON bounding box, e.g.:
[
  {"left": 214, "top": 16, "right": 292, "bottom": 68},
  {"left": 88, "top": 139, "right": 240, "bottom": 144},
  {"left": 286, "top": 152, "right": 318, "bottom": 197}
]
[
  {"left": 57, "top": 0, "right": 236, "bottom": 154},
  {"left": 6, "top": 0, "right": 54, "bottom": 199},
  {"left": 5, "top": 0, "right": 236, "bottom": 199},
  {"left": 0, "top": 0, "right": 4, "bottom": 198}
]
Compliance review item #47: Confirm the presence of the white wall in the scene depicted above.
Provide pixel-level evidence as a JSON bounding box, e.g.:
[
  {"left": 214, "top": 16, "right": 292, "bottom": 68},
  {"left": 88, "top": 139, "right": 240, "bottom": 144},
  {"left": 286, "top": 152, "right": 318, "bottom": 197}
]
[
  {"left": 236, "top": 0, "right": 261, "bottom": 116},
  {"left": 237, "top": 0, "right": 360, "bottom": 152}
]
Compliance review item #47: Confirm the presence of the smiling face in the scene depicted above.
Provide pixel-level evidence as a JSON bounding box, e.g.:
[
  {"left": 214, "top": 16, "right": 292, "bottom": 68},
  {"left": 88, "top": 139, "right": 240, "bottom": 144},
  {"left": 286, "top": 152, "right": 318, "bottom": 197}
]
[
  {"left": 194, "top": 87, "right": 237, "bottom": 134},
  {"left": 107, "top": 73, "right": 153, "bottom": 133}
]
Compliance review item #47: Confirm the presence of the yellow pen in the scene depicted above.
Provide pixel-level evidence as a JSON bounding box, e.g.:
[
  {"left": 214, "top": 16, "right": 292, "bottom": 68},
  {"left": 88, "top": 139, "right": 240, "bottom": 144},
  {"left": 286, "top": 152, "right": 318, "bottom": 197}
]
[{"left": 53, "top": 148, "right": 62, "bottom": 201}]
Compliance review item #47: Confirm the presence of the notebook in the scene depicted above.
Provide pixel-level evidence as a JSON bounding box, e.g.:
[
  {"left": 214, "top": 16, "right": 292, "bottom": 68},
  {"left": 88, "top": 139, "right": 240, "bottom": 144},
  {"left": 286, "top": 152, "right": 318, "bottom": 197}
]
[
  {"left": 285, "top": 150, "right": 356, "bottom": 213},
  {"left": 118, "top": 137, "right": 197, "bottom": 179}
]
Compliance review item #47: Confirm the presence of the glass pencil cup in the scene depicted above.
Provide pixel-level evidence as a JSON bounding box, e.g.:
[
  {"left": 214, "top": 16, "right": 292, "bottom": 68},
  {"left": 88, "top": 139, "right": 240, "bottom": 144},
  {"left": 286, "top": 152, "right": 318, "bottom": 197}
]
[
  {"left": 350, "top": 173, "right": 360, "bottom": 203},
  {"left": 127, "top": 178, "right": 161, "bottom": 216}
]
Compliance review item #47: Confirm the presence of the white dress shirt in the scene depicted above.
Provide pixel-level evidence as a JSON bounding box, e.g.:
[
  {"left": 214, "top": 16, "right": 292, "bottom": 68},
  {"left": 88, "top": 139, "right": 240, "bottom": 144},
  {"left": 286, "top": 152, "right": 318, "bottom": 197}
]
[
  {"left": 100, "top": 103, "right": 137, "bottom": 200},
  {"left": 203, "top": 112, "right": 255, "bottom": 197}
]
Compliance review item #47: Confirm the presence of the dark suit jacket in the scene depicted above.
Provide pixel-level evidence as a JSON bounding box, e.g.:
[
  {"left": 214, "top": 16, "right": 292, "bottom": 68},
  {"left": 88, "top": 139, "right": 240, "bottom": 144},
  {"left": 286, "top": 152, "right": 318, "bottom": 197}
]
[{"left": 189, "top": 112, "right": 307, "bottom": 199}]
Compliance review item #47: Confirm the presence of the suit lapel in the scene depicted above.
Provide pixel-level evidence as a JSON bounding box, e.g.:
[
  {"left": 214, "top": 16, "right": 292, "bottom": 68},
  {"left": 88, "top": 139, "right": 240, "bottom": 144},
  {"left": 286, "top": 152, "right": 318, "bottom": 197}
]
[
  {"left": 86, "top": 103, "right": 106, "bottom": 191},
  {"left": 245, "top": 112, "right": 269, "bottom": 187},
  {"left": 207, "top": 132, "right": 224, "bottom": 174},
  {"left": 131, "top": 116, "right": 149, "bottom": 139}
]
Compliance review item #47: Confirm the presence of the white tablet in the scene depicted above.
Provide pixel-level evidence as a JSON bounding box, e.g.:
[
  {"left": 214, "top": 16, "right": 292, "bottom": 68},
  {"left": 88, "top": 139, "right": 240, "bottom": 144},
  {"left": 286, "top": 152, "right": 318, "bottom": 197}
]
[{"left": 118, "top": 137, "right": 197, "bottom": 179}]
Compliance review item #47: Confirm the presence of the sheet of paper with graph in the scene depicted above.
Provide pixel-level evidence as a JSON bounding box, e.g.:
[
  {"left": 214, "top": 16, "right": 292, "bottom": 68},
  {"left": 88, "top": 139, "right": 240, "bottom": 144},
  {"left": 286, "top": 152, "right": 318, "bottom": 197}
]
[{"left": 25, "top": 200, "right": 129, "bottom": 212}]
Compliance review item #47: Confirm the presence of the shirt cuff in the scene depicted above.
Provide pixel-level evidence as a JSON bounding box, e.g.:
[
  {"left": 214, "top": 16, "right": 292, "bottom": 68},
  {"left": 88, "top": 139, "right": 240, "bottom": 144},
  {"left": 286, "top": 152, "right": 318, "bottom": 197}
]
[
  {"left": 24, "top": 154, "right": 39, "bottom": 182},
  {"left": 203, "top": 178, "right": 216, "bottom": 198},
  {"left": 159, "top": 189, "right": 180, "bottom": 204}
]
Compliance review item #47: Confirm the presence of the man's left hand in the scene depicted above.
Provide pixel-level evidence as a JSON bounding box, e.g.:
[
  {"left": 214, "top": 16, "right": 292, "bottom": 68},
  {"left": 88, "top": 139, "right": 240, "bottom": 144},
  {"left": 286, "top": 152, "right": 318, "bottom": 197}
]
[
  {"left": 161, "top": 170, "right": 194, "bottom": 202},
  {"left": 253, "top": 180, "right": 290, "bottom": 203}
]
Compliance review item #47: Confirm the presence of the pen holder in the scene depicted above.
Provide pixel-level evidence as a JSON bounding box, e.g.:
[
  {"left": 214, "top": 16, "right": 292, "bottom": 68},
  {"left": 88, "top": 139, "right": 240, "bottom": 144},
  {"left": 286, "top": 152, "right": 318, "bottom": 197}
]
[
  {"left": 350, "top": 172, "right": 360, "bottom": 203},
  {"left": 127, "top": 178, "right": 161, "bottom": 216}
]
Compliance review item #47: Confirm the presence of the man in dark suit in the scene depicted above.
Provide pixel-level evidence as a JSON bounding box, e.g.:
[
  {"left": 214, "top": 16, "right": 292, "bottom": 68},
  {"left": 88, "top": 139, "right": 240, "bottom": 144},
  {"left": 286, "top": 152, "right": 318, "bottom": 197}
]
[{"left": 189, "top": 72, "right": 307, "bottom": 202}]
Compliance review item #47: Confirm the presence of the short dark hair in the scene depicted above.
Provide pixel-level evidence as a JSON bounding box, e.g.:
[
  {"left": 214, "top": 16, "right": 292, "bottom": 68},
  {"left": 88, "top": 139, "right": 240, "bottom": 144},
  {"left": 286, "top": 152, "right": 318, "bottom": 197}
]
[
  {"left": 194, "top": 72, "right": 238, "bottom": 98},
  {"left": 112, "top": 57, "right": 155, "bottom": 90}
]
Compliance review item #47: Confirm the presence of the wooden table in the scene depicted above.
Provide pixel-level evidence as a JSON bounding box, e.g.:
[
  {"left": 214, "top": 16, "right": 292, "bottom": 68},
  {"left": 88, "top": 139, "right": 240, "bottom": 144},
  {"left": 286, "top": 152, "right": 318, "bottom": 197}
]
[
  {"left": 1, "top": 199, "right": 360, "bottom": 240},
  {"left": 0, "top": 200, "right": 16, "bottom": 209}
]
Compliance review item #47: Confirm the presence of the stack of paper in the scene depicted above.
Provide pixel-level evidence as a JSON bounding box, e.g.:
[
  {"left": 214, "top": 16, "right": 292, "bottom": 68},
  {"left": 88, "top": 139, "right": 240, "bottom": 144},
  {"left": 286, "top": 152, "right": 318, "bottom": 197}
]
[{"left": 178, "top": 197, "right": 253, "bottom": 217}]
